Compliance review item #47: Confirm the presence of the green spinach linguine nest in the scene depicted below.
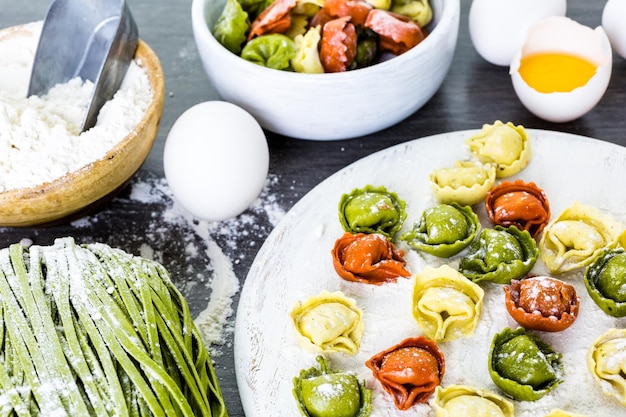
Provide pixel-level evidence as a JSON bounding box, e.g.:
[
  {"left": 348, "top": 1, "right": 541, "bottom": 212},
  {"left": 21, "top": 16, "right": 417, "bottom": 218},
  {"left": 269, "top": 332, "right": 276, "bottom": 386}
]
[{"left": 0, "top": 237, "right": 228, "bottom": 417}]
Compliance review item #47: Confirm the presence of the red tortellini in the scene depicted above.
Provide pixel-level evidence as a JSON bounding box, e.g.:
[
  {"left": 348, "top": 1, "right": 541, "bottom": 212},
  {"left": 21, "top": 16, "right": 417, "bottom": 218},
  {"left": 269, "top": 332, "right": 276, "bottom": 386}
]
[
  {"left": 505, "top": 276, "right": 580, "bottom": 332},
  {"left": 332, "top": 232, "right": 411, "bottom": 284},
  {"left": 365, "top": 337, "right": 445, "bottom": 410},
  {"left": 485, "top": 179, "right": 550, "bottom": 238}
]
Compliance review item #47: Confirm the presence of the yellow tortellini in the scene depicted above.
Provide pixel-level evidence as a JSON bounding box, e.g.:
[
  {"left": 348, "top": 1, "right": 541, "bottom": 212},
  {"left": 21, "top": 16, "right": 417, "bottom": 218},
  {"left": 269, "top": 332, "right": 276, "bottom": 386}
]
[
  {"left": 429, "top": 160, "right": 496, "bottom": 206},
  {"left": 466, "top": 120, "right": 531, "bottom": 178},
  {"left": 611, "top": 229, "right": 626, "bottom": 250},
  {"left": 540, "top": 202, "right": 623, "bottom": 274},
  {"left": 587, "top": 328, "right": 626, "bottom": 406},
  {"left": 365, "top": 0, "right": 392, "bottom": 11},
  {"left": 433, "top": 385, "right": 514, "bottom": 417},
  {"left": 285, "top": 14, "right": 310, "bottom": 40},
  {"left": 545, "top": 409, "right": 587, "bottom": 417},
  {"left": 412, "top": 265, "right": 484, "bottom": 342},
  {"left": 291, "top": 26, "right": 324, "bottom": 74},
  {"left": 291, "top": 290, "right": 364, "bottom": 354},
  {"left": 293, "top": 0, "right": 324, "bottom": 15}
]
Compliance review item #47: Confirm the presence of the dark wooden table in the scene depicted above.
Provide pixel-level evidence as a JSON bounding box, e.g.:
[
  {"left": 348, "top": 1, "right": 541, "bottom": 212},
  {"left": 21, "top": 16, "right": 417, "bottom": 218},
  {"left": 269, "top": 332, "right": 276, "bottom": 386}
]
[{"left": 1, "top": 0, "right": 625, "bottom": 415}]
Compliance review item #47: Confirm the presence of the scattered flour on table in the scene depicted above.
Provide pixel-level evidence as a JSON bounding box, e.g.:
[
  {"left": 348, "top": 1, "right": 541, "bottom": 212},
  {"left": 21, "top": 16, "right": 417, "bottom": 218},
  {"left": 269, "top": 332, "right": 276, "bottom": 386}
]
[
  {"left": 76, "top": 172, "right": 287, "bottom": 356},
  {"left": 0, "top": 21, "right": 152, "bottom": 191}
]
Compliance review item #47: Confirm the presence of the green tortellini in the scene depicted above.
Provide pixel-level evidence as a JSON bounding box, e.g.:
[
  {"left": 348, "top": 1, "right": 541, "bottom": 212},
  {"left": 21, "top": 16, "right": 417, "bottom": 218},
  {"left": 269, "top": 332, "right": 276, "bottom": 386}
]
[
  {"left": 338, "top": 185, "right": 407, "bottom": 239},
  {"left": 584, "top": 248, "right": 626, "bottom": 317},
  {"left": 459, "top": 226, "right": 538, "bottom": 284},
  {"left": 213, "top": 0, "right": 250, "bottom": 54},
  {"left": 238, "top": 0, "right": 275, "bottom": 16},
  {"left": 401, "top": 203, "right": 480, "bottom": 258},
  {"left": 466, "top": 121, "right": 531, "bottom": 178},
  {"left": 433, "top": 384, "right": 515, "bottom": 417},
  {"left": 587, "top": 328, "right": 626, "bottom": 406},
  {"left": 293, "top": 355, "right": 372, "bottom": 417},
  {"left": 241, "top": 34, "right": 297, "bottom": 70},
  {"left": 429, "top": 160, "right": 497, "bottom": 206},
  {"left": 291, "top": 291, "right": 364, "bottom": 354},
  {"left": 353, "top": 28, "right": 378, "bottom": 69},
  {"left": 539, "top": 202, "right": 623, "bottom": 274},
  {"left": 489, "top": 327, "right": 563, "bottom": 401},
  {"left": 413, "top": 265, "right": 484, "bottom": 342}
]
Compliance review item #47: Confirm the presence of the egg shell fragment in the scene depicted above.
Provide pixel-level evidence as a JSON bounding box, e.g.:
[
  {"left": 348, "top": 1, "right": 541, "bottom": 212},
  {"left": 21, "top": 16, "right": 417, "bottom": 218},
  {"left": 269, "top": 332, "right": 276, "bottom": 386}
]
[
  {"left": 163, "top": 101, "right": 269, "bottom": 221},
  {"left": 510, "top": 16, "right": 612, "bottom": 123}
]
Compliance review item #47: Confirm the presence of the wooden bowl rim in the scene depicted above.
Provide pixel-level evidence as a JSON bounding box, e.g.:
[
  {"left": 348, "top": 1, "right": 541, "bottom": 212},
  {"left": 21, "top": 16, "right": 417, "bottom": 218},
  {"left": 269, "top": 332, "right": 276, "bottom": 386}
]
[{"left": 0, "top": 23, "right": 165, "bottom": 226}]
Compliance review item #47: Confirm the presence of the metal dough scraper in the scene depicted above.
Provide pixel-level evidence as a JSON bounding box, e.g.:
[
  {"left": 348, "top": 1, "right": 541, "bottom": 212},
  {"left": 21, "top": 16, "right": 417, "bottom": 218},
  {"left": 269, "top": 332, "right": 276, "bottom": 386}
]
[{"left": 27, "top": 0, "right": 138, "bottom": 132}]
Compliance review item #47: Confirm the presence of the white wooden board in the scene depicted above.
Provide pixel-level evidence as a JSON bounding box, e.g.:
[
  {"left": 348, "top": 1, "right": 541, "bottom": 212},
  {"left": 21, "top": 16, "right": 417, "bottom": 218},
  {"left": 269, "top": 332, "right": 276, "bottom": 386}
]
[{"left": 234, "top": 130, "right": 626, "bottom": 417}]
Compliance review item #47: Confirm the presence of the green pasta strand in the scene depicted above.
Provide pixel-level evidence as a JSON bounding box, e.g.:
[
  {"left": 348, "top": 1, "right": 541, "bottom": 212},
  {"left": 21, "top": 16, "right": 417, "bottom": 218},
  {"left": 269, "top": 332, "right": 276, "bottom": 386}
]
[
  {"left": 0, "top": 238, "right": 228, "bottom": 417},
  {"left": 44, "top": 245, "right": 120, "bottom": 416},
  {"left": 13, "top": 244, "right": 92, "bottom": 416},
  {"left": 0, "top": 271, "right": 29, "bottom": 417},
  {"left": 0, "top": 248, "right": 69, "bottom": 415},
  {"left": 64, "top": 242, "right": 173, "bottom": 417},
  {"left": 84, "top": 247, "right": 178, "bottom": 415}
]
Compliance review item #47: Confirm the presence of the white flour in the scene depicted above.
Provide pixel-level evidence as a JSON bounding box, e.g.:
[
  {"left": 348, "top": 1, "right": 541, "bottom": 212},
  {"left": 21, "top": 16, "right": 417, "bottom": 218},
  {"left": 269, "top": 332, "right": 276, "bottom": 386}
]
[
  {"left": 65, "top": 172, "right": 287, "bottom": 357},
  {"left": 0, "top": 21, "right": 152, "bottom": 192}
]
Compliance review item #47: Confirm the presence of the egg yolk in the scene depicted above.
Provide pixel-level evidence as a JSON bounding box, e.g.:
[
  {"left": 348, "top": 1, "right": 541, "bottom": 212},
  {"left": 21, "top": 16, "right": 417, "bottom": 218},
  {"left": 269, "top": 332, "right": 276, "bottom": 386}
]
[{"left": 518, "top": 53, "right": 597, "bottom": 93}]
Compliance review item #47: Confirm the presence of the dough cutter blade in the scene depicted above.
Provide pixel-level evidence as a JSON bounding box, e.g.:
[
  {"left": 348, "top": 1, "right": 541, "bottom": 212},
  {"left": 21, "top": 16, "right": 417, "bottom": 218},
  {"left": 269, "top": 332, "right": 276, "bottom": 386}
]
[{"left": 27, "top": 0, "right": 138, "bottom": 132}]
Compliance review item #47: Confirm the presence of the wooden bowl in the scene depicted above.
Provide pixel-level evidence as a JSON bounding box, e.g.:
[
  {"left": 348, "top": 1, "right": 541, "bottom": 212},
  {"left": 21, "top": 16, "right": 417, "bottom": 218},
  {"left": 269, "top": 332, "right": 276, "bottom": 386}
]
[{"left": 0, "top": 25, "right": 165, "bottom": 227}]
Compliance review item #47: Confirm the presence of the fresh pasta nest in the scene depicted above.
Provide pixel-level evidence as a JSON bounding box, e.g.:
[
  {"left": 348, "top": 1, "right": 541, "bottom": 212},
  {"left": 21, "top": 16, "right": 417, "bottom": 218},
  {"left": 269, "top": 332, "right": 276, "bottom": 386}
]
[{"left": 0, "top": 237, "right": 227, "bottom": 417}]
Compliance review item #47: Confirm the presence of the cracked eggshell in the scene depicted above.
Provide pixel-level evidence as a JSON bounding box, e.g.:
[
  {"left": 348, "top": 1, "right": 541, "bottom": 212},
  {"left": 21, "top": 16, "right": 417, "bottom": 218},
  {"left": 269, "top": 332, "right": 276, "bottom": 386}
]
[{"left": 510, "top": 16, "right": 612, "bottom": 123}]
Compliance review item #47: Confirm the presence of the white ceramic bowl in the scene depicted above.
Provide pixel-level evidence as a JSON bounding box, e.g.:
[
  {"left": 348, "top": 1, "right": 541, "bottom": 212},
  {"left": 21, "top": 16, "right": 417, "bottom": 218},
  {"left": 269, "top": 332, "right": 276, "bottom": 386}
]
[{"left": 191, "top": 0, "right": 460, "bottom": 140}]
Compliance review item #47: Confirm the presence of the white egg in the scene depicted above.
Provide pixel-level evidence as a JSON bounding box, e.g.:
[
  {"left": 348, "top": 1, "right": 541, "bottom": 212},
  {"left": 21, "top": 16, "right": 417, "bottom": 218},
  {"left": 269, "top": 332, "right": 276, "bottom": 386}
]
[
  {"left": 469, "top": 0, "right": 566, "bottom": 66},
  {"left": 163, "top": 101, "right": 269, "bottom": 222},
  {"left": 602, "top": 0, "right": 626, "bottom": 59},
  {"left": 509, "top": 16, "right": 612, "bottom": 123}
]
